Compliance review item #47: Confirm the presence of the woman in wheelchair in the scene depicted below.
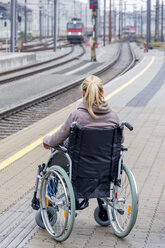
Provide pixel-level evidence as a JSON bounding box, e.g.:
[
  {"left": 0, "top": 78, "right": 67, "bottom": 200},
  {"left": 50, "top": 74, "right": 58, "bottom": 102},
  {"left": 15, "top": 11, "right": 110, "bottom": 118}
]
[
  {"left": 43, "top": 75, "right": 120, "bottom": 149},
  {"left": 32, "top": 75, "right": 138, "bottom": 242},
  {"left": 43, "top": 75, "right": 120, "bottom": 209}
]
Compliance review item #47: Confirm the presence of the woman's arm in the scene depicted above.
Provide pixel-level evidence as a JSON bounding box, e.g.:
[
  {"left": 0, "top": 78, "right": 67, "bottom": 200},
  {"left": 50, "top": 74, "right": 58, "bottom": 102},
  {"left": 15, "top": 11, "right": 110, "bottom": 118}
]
[{"left": 43, "top": 112, "right": 76, "bottom": 148}]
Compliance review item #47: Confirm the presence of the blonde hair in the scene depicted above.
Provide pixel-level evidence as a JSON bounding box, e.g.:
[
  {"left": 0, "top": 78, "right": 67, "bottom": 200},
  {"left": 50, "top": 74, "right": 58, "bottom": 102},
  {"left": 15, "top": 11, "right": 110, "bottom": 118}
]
[{"left": 81, "top": 75, "right": 104, "bottom": 119}]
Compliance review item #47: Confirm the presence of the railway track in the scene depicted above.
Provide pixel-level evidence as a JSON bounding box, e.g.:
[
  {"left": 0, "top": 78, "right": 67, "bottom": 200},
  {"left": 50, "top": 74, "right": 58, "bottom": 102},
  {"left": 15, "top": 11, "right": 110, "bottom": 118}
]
[
  {"left": 0, "top": 44, "right": 86, "bottom": 84},
  {"left": 0, "top": 44, "right": 72, "bottom": 77},
  {"left": 0, "top": 37, "right": 67, "bottom": 53},
  {"left": 0, "top": 41, "right": 136, "bottom": 140},
  {"left": 21, "top": 39, "right": 68, "bottom": 52}
]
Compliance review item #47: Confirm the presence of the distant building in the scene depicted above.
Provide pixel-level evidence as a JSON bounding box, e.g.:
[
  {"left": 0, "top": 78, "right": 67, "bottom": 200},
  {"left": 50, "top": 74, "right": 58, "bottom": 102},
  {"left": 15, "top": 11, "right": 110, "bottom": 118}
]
[
  {"left": 0, "top": 1, "right": 32, "bottom": 40},
  {"left": 0, "top": 2, "right": 10, "bottom": 39}
]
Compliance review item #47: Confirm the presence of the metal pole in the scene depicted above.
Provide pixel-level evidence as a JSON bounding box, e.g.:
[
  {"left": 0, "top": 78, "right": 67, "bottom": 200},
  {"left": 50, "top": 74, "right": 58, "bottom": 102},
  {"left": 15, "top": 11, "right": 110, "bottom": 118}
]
[
  {"left": 54, "top": 0, "right": 57, "bottom": 52},
  {"left": 149, "top": 1, "right": 151, "bottom": 43},
  {"left": 80, "top": 3, "right": 82, "bottom": 20},
  {"left": 161, "top": 1, "right": 163, "bottom": 42},
  {"left": 47, "top": 0, "right": 50, "bottom": 38},
  {"left": 15, "top": 0, "right": 17, "bottom": 48},
  {"left": 109, "top": 0, "right": 111, "bottom": 43},
  {"left": 146, "top": 0, "right": 151, "bottom": 52},
  {"left": 112, "top": 0, "right": 116, "bottom": 37},
  {"left": 155, "top": 0, "right": 159, "bottom": 41},
  {"left": 118, "top": 0, "right": 121, "bottom": 40},
  {"left": 44, "top": 8, "right": 47, "bottom": 39},
  {"left": 121, "top": 4, "right": 123, "bottom": 38},
  {"left": 58, "top": 0, "right": 60, "bottom": 37},
  {"left": 95, "top": 7, "right": 99, "bottom": 44},
  {"left": 124, "top": 2, "right": 126, "bottom": 35},
  {"left": 10, "top": 0, "right": 16, "bottom": 52},
  {"left": 157, "top": 0, "right": 160, "bottom": 41},
  {"left": 103, "top": 0, "right": 106, "bottom": 46},
  {"left": 164, "top": 34, "right": 165, "bottom": 56},
  {"left": 39, "top": 7, "right": 42, "bottom": 41},
  {"left": 24, "top": 0, "right": 27, "bottom": 43},
  {"left": 74, "top": 0, "right": 76, "bottom": 18},
  {"left": 141, "top": 6, "right": 143, "bottom": 39},
  {"left": 51, "top": 2, "right": 54, "bottom": 37},
  {"left": 114, "top": 8, "right": 116, "bottom": 37},
  {"left": 91, "top": 10, "right": 96, "bottom": 61},
  {"left": 133, "top": 5, "right": 137, "bottom": 33},
  {"left": 39, "top": 0, "right": 42, "bottom": 41},
  {"left": 85, "top": 5, "right": 87, "bottom": 35}
]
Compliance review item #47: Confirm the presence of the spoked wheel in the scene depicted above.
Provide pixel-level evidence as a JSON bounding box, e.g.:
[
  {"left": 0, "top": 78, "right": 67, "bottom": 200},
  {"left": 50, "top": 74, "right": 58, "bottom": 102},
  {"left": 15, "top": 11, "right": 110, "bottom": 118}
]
[
  {"left": 40, "top": 165, "right": 75, "bottom": 242},
  {"left": 107, "top": 164, "right": 138, "bottom": 238}
]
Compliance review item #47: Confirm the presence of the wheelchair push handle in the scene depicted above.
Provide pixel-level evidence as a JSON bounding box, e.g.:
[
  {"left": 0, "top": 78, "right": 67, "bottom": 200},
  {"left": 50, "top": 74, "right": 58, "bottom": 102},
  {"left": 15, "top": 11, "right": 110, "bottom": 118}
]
[{"left": 121, "top": 121, "right": 133, "bottom": 131}]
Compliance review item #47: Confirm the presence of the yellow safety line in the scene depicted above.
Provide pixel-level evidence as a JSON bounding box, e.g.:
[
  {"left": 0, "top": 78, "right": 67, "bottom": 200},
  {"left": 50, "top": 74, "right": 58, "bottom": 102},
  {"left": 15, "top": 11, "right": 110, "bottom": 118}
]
[
  {"left": 0, "top": 125, "right": 61, "bottom": 171},
  {"left": 105, "top": 56, "right": 155, "bottom": 101},
  {"left": 0, "top": 56, "right": 155, "bottom": 171}
]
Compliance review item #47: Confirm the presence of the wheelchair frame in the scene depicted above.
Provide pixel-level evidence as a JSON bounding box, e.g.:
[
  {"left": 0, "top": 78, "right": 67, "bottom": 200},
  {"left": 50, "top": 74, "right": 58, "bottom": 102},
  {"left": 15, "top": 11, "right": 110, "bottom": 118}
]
[{"left": 31, "top": 121, "right": 138, "bottom": 242}]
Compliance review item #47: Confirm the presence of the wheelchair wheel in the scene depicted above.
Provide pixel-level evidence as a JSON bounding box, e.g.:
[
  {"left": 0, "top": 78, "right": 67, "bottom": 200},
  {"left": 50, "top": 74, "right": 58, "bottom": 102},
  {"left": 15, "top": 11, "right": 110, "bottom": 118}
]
[
  {"left": 40, "top": 165, "right": 75, "bottom": 242},
  {"left": 107, "top": 164, "right": 138, "bottom": 238},
  {"left": 94, "top": 204, "right": 110, "bottom": 226},
  {"left": 35, "top": 207, "right": 57, "bottom": 229}
]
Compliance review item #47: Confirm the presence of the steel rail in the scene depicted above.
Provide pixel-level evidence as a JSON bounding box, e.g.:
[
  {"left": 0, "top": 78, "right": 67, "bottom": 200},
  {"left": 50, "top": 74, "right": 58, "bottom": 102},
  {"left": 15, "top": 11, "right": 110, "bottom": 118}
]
[
  {"left": 0, "top": 41, "right": 136, "bottom": 139},
  {"left": 0, "top": 44, "right": 73, "bottom": 77},
  {"left": 0, "top": 44, "right": 86, "bottom": 85}
]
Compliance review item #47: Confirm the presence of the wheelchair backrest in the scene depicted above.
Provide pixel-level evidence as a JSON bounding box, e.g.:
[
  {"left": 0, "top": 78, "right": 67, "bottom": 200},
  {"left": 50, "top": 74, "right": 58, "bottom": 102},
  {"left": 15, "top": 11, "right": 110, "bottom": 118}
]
[{"left": 68, "top": 123, "right": 122, "bottom": 199}]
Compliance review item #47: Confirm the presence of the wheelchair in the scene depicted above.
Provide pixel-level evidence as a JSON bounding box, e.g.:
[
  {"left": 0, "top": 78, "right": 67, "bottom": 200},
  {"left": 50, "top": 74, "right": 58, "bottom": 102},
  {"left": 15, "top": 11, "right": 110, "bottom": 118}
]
[{"left": 31, "top": 121, "right": 138, "bottom": 242}]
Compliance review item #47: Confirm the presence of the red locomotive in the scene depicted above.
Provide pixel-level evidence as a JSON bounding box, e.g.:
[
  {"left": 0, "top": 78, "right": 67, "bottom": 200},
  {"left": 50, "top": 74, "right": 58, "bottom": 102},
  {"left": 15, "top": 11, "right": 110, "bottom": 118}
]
[{"left": 67, "top": 18, "right": 84, "bottom": 44}]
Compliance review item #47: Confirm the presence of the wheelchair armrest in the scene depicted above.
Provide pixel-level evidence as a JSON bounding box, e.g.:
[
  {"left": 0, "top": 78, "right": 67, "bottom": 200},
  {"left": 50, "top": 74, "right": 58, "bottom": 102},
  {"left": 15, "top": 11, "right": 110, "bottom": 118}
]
[
  {"left": 51, "top": 145, "right": 67, "bottom": 153},
  {"left": 121, "top": 145, "right": 128, "bottom": 151}
]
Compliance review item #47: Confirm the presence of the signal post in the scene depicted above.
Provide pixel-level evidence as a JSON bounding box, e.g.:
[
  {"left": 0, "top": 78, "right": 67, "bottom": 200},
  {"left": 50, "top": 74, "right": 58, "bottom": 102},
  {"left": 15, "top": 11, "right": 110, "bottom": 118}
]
[{"left": 89, "top": 0, "right": 98, "bottom": 61}]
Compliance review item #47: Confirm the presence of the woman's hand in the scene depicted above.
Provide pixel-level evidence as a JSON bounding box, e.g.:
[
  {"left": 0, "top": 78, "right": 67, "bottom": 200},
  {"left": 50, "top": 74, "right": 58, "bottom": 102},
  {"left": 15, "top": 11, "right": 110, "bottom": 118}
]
[{"left": 43, "top": 143, "right": 50, "bottom": 150}]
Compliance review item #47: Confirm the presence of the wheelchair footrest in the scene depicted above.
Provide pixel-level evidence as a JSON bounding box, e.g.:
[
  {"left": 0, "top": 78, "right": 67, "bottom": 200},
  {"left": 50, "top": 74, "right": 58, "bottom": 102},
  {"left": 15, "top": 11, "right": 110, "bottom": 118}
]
[
  {"left": 76, "top": 198, "right": 89, "bottom": 210},
  {"left": 31, "top": 195, "right": 40, "bottom": 210},
  {"left": 117, "top": 208, "right": 124, "bottom": 215}
]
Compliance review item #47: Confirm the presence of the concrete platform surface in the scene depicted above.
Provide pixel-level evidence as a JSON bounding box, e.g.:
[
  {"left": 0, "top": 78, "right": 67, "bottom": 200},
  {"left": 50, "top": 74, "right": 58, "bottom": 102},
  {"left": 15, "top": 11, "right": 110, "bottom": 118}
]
[
  {"left": 0, "top": 49, "right": 165, "bottom": 248},
  {"left": 0, "top": 52, "right": 36, "bottom": 73}
]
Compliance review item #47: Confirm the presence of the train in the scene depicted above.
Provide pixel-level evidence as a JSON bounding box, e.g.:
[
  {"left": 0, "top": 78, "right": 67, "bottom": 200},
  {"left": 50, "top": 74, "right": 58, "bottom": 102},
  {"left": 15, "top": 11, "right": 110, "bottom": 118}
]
[
  {"left": 67, "top": 18, "right": 84, "bottom": 44},
  {"left": 123, "top": 26, "right": 136, "bottom": 36}
]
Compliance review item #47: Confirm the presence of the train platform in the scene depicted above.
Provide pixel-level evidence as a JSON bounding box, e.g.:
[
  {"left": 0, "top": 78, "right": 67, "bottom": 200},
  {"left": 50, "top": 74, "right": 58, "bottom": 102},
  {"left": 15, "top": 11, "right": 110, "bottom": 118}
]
[
  {"left": 0, "top": 52, "right": 37, "bottom": 73},
  {"left": 0, "top": 47, "right": 165, "bottom": 248},
  {"left": 0, "top": 42, "right": 140, "bottom": 114},
  {"left": 0, "top": 39, "right": 72, "bottom": 74}
]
